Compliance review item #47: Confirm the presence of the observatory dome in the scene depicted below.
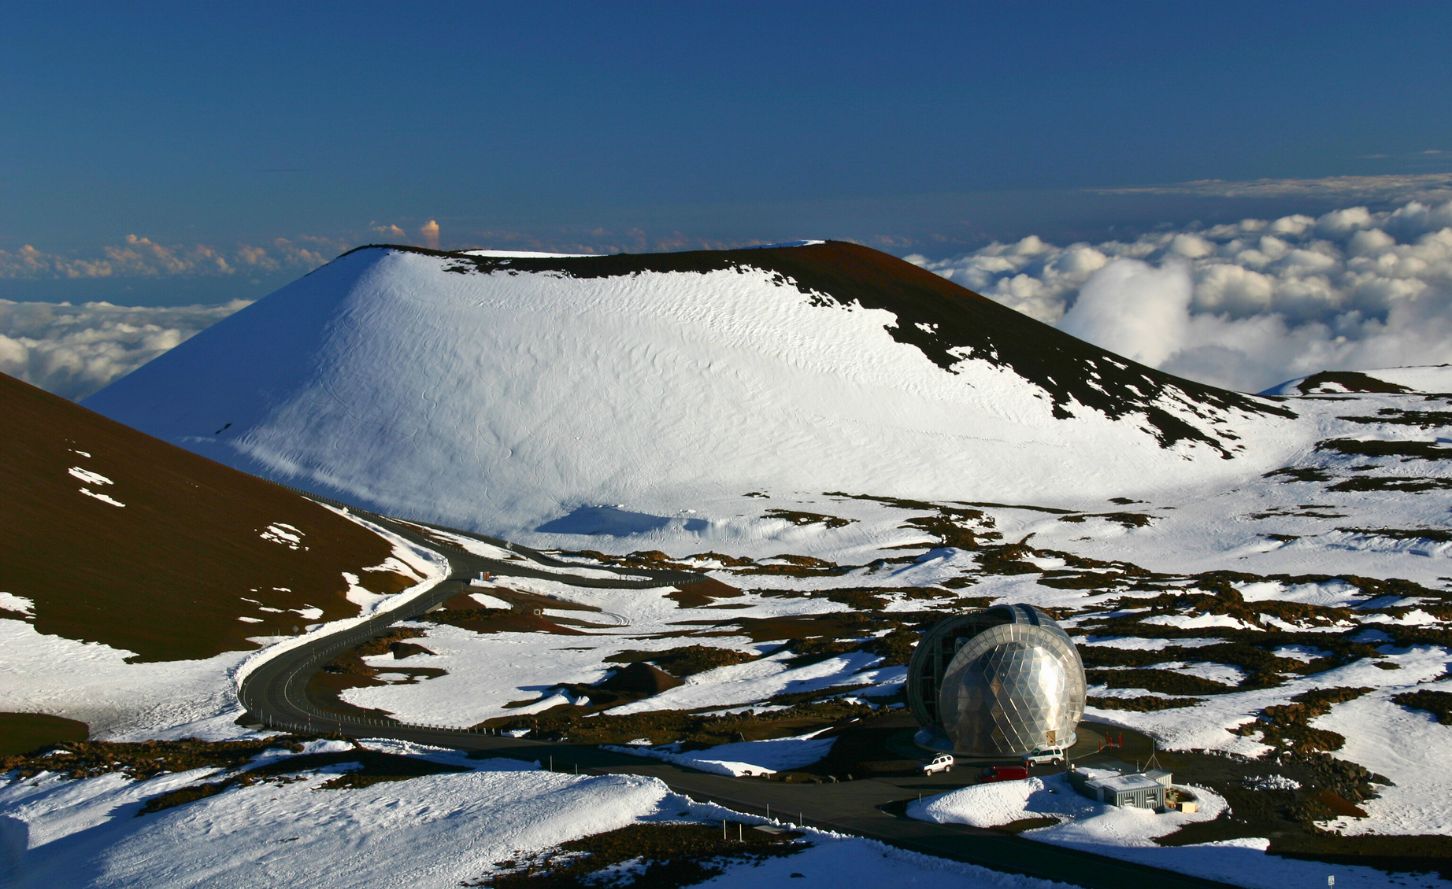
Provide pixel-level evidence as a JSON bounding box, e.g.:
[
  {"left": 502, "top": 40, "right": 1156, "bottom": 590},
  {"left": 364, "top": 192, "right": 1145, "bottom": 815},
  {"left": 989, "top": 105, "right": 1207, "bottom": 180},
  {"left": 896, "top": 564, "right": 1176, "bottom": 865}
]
[{"left": 906, "top": 604, "right": 1086, "bottom": 757}]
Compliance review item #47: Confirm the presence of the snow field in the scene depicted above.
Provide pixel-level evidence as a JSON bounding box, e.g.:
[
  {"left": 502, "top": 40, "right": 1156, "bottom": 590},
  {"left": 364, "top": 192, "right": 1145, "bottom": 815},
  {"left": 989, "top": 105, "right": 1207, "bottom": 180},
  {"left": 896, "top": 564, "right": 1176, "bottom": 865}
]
[
  {"left": 341, "top": 450, "right": 1452, "bottom": 863},
  {"left": 344, "top": 623, "right": 698, "bottom": 725},
  {"left": 690, "top": 835, "right": 1068, "bottom": 888},
  {"left": 0, "top": 620, "right": 253, "bottom": 741},
  {"left": 342, "top": 559, "right": 917, "bottom": 725},
  {"left": 4, "top": 758, "right": 669, "bottom": 888},
  {"left": 607, "top": 650, "right": 901, "bottom": 716},
  {"left": 2, "top": 744, "right": 1066, "bottom": 889},
  {"left": 1315, "top": 681, "right": 1452, "bottom": 837},
  {"left": 1086, "top": 643, "right": 1451, "bottom": 758}
]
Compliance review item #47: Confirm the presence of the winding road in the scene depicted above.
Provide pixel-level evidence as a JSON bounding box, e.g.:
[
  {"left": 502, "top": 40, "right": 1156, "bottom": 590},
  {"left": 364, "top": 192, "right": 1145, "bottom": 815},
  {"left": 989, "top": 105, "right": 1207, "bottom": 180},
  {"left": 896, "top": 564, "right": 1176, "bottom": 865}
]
[{"left": 239, "top": 509, "right": 1237, "bottom": 889}]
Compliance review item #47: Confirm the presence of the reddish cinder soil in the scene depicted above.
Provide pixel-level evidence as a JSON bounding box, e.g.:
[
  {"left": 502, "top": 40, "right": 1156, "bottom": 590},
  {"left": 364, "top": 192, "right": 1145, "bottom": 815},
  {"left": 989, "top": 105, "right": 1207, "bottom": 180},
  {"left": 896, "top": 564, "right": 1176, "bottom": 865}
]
[
  {"left": 0, "top": 373, "right": 412, "bottom": 661},
  {"left": 668, "top": 577, "right": 741, "bottom": 608},
  {"left": 0, "top": 712, "right": 88, "bottom": 756}
]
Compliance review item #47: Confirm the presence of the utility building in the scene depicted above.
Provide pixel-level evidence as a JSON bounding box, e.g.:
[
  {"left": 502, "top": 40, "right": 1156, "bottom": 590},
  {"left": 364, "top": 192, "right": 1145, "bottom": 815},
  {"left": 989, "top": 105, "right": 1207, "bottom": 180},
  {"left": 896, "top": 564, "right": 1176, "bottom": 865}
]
[
  {"left": 907, "top": 604, "right": 1086, "bottom": 757},
  {"left": 1070, "top": 768, "right": 1173, "bottom": 809}
]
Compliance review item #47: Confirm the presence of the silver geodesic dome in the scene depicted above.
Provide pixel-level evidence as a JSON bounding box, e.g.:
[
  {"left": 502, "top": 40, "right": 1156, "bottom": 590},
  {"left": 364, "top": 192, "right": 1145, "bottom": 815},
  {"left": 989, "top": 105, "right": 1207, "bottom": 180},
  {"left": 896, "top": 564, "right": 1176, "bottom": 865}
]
[{"left": 906, "top": 604, "right": 1085, "bottom": 757}]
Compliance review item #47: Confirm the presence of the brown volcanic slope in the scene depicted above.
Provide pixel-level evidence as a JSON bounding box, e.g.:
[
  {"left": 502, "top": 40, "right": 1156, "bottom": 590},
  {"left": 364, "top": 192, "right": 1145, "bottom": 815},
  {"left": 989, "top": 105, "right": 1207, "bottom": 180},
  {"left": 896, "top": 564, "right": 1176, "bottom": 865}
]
[
  {"left": 0, "top": 373, "right": 416, "bottom": 661},
  {"left": 360, "top": 240, "right": 1292, "bottom": 457}
]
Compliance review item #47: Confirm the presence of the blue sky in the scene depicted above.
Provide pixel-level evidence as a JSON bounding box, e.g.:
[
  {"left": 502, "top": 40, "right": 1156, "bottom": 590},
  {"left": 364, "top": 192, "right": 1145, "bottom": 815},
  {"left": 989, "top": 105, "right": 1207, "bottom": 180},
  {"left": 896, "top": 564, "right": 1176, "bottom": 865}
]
[{"left": 3, "top": 1, "right": 1451, "bottom": 305}]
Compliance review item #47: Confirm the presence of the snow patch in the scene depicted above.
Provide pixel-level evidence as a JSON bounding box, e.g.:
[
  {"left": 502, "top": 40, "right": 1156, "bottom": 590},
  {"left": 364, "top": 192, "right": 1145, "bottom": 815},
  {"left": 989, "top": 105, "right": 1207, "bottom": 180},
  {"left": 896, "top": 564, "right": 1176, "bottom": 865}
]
[
  {"left": 67, "top": 467, "right": 112, "bottom": 486},
  {"left": 1080, "top": 636, "right": 1220, "bottom": 651},
  {"left": 466, "top": 591, "right": 512, "bottom": 609},
  {"left": 78, "top": 488, "right": 125, "bottom": 508},
  {"left": 0, "top": 592, "right": 36, "bottom": 617},
  {"left": 259, "top": 522, "right": 305, "bottom": 550},
  {"left": 606, "top": 734, "right": 835, "bottom": 777},
  {"left": 1142, "top": 612, "right": 1258, "bottom": 631},
  {"left": 1245, "top": 774, "right": 1302, "bottom": 791}
]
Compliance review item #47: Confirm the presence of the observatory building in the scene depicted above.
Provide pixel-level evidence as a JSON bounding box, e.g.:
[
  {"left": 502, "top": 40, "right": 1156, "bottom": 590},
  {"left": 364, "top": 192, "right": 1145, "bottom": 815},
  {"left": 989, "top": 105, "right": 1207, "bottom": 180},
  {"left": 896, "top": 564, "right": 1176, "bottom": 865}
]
[{"left": 907, "top": 604, "right": 1086, "bottom": 757}]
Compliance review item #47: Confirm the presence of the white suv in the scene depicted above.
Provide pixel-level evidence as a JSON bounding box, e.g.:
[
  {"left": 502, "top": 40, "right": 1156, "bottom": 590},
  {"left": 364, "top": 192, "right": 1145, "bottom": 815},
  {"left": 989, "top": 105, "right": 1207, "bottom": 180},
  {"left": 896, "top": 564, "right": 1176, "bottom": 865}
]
[
  {"left": 921, "top": 753, "right": 955, "bottom": 775},
  {"left": 1024, "top": 746, "right": 1065, "bottom": 766}
]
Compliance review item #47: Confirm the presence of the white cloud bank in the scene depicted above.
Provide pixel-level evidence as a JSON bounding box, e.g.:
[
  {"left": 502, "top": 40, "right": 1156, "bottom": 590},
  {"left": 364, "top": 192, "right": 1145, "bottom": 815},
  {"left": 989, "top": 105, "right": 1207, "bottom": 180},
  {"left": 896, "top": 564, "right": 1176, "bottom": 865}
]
[
  {"left": 0, "top": 235, "right": 338, "bottom": 280},
  {"left": 0, "top": 299, "right": 249, "bottom": 399},
  {"left": 6, "top": 198, "right": 1452, "bottom": 400},
  {"left": 910, "top": 198, "right": 1452, "bottom": 392}
]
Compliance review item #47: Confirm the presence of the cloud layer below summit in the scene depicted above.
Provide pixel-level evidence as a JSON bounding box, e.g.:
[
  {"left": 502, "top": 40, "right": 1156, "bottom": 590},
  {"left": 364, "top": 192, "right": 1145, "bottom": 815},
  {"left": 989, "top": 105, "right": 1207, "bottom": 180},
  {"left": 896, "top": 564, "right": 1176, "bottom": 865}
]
[
  {"left": 0, "top": 299, "right": 249, "bottom": 399},
  {"left": 5, "top": 198, "right": 1452, "bottom": 399},
  {"left": 910, "top": 198, "right": 1452, "bottom": 391}
]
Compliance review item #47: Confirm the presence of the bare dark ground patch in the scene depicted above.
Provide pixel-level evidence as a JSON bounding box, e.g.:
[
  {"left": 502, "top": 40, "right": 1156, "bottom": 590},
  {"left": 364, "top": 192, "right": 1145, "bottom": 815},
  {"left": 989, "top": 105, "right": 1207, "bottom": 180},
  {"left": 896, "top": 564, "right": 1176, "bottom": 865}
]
[
  {"left": 1288, "top": 371, "right": 1413, "bottom": 395},
  {"left": 470, "top": 821, "right": 803, "bottom": 888},
  {"left": 1, "top": 736, "right": 308, "bottom": 781},
  {"left": 138, "top": 748, "right": 470, "bottom": 814},
  {"left": 1393, "top": 689, "right": 1452, "bottom": 725},
  {"left": 666, "top": 577, "right": 741, "bottom": 608},
  {"left": 604, "top": 645, "right": 755, "bottom": 678},
  {"left": 763, "top": 508, "right": 855, "bottom": 529},
  {"left": 480, "top": 700, "right": 872, "bottom": 748},
  {"left": 0, "top": 712, "right": 88, "bottom": 756},
  {"left": 1317, "top": 438, "right": 1452, "bottom": 461}
]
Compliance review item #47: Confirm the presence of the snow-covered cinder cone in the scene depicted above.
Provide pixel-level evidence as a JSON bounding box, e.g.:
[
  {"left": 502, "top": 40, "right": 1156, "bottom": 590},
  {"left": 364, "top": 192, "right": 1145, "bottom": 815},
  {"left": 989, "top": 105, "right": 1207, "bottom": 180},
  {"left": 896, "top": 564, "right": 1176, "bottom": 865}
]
[{"left": 86, "top": 241, "right": 1302, "bottom": 537}]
